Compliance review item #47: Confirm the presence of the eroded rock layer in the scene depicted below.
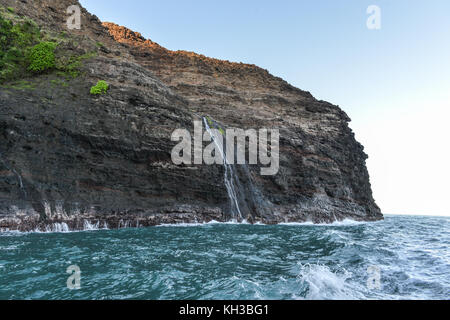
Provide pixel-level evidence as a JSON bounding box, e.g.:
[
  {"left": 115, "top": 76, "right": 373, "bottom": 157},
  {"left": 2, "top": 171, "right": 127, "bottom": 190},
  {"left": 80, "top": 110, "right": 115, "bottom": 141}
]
[{"left": 0, "top": 0, "right": 382, "bottom": 231}]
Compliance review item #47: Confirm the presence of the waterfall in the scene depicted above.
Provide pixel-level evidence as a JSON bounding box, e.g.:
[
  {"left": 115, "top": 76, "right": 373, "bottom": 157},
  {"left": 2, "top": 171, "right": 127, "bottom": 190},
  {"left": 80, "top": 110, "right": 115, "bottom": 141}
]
[
  {"left": 0, "top": 152, "right": 27, "bottom": 198},
  {"left": 203, "top": 116, "right": 243, "bottom": 220}
]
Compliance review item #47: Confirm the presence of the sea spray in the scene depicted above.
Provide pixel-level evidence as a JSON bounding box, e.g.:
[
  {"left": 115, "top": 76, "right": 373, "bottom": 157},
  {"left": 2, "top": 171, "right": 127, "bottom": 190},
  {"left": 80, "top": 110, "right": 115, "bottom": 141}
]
[{"left": 45, "top": 222, "right": 70, "bottom": 233}]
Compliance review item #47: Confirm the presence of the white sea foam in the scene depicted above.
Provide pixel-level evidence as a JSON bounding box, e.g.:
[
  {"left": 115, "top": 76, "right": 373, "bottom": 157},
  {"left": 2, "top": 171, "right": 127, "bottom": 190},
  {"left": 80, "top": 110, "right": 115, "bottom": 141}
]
[
  {"left": 156, "top": 218, "right": 370, "bottom": 228},
  {"left": 157, "top": 219, "right": 252, "bottom": 227},
  {"left": 295, "top": 264, "right": 365, "bottom": 300},
  {"left": 44, "top": 222, "right": 70, "bottom": 233},
  {"left": 157, "top": 220, "right": 221, "bottom": 227},
  {"left": 1, "top": 220, "right": 109, "bottom": 235},
  {"left": 158, "top": 218, "right": 370, "bottom": 228},
  {"left": 1, "top": 217, "right": 369, "bottom": 234},
  {"left": 83, "top": 220, "right": 100, "bottom": 231},
  {"left": 280, "top": 219, "right": 369, "bottom": 227}
]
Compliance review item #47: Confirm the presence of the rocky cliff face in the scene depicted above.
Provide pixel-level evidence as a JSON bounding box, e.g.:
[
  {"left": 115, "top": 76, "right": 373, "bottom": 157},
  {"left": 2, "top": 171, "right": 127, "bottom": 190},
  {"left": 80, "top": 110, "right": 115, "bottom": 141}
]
[{"left": 0, "top": 0, "right": 382, "bottom": 231}]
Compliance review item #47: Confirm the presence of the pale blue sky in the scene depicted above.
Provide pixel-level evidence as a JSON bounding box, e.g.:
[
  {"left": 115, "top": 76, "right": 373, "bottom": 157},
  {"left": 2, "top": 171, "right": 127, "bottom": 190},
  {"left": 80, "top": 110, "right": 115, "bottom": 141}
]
[{"left": 80, "top": 0, "right": 450, "bottom": 216}]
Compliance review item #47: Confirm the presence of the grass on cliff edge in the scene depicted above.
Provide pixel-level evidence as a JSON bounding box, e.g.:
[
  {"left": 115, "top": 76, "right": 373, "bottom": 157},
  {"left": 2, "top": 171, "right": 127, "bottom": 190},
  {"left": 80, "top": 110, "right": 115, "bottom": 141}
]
[{"left": 0, "top": 7, "right": 98, "bottom": 87}]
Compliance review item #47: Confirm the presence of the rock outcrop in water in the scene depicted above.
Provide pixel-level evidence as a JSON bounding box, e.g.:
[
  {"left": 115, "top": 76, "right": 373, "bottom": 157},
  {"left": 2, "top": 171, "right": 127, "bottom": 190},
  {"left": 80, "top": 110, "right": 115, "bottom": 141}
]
[{"left": 0, "top": 0, "right": 382, "bottom": 231}]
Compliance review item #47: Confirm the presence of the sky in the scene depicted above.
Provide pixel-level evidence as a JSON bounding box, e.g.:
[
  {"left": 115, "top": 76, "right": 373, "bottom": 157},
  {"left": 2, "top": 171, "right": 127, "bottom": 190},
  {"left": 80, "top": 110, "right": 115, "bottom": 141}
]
[{"left": 80, "top": 0, "right": 450, "bottom": 216}]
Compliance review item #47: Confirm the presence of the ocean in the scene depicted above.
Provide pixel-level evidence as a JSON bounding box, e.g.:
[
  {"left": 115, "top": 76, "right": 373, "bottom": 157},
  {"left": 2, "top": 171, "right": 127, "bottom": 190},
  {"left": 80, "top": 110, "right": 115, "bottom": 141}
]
[{"left": 0, "top": 215, "right": 448, "bottom": 300}]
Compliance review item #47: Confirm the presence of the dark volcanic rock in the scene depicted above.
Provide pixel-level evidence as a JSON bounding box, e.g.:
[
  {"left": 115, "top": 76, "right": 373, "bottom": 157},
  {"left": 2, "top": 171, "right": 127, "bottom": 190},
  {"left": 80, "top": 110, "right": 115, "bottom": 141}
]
[{"left": 0, "top": 0, "right": 382, "bottom": 231}]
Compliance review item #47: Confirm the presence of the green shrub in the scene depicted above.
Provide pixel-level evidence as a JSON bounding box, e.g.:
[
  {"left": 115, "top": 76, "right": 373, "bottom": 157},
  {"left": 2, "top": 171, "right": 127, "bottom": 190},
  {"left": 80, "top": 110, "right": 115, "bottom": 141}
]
[
  {"left": 27, "top": 41, "right": 57, "bottom": 73},
  {"left": 11, "top": 21, "right": 40, "bottom": 48},
  {"left": 90, "top": 80, "right": 109, "bottom": 95},
  {"left": 7, "top": 7, "right": 14, "bottom": 13},
  {"left": 0, "top": 15, "right": 15, "bottom": 54},
  {"left": 0, "top": 11, "right": 94, "bottom": 83},
  {"left": 0, "top": 13, "right": 41, "bottom": 82},
  {"left": 56, "top": 51, "right": 97, "bottom": 79},
  {"left": 0, "top": 16, "right": 40, "bottom": 53}
]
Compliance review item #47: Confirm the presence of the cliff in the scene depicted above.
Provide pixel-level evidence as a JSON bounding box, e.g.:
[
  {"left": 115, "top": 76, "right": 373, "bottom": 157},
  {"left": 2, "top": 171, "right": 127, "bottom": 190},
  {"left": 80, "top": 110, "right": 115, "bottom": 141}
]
[{"left": 0, "top": 0, "right": 382, "bottom": 231}]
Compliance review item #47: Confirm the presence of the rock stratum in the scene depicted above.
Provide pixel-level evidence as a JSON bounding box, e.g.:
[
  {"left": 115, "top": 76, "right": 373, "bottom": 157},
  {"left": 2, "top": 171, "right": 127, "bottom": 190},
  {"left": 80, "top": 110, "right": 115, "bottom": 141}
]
[{"left": 0, "top": 0, "right": 382, "bottom": 231}]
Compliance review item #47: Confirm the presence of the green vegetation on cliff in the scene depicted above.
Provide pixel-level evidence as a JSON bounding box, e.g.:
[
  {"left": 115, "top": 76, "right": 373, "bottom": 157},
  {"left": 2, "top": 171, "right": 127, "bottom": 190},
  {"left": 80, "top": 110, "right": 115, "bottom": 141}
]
[
  {"left": 0, "top": 7, "right": 98, "bottom": 85},
  {"left": 0, "top": 9, "right": 41, "bottom": 81},
  {"left": 27, "top": 41, "right": 57, "bottom": 73},
  {"left": 90, "top": 80, "right": 109, "bottom": 95}
]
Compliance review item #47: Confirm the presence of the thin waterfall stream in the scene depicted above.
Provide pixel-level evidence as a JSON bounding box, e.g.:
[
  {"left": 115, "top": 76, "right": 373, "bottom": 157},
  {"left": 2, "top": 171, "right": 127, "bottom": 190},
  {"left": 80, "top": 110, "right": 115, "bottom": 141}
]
[
  {"left": 202, "top": 116, "right": 243, "bottom": 220},
  {"left": 0, "top": 151, "right": 27, "bottom": 198}
]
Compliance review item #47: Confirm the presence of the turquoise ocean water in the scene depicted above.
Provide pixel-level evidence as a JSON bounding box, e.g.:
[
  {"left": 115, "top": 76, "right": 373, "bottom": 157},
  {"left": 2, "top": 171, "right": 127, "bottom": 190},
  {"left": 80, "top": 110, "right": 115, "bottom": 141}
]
[{"left": 0, "top": 215, "right": 448, "bottom": 300}]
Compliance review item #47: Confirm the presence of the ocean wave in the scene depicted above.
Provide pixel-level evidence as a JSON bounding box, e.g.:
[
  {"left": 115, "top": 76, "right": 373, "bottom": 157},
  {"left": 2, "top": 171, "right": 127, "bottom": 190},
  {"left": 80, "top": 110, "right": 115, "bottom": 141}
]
[
  {"left": 1, "top": 218, "right": 371, "bottom": 234},
  {"left": 279, "top": 219, "right": 370, "bottom": 227},
  {"left": 156, "top": 219, "right": 252, "bottom": 227},
  {"left": 0, "top": 220, "right": 109, "bottom": 235},
  {"left": 156, "top": 218, "right": 370, "bottom": 228},
  {"left": 294, "top": 264, "right": 365, "bottom": 300},
  {"left": 0, "top": 215, "right": 448, "bottom": 299}
]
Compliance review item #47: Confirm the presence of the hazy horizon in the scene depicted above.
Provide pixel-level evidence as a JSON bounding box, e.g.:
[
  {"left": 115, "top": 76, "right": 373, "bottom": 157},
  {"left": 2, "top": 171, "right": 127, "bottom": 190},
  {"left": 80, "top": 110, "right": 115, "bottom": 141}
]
[{"left": 80, "top": 0, "right": 450, "bottom": 217}]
